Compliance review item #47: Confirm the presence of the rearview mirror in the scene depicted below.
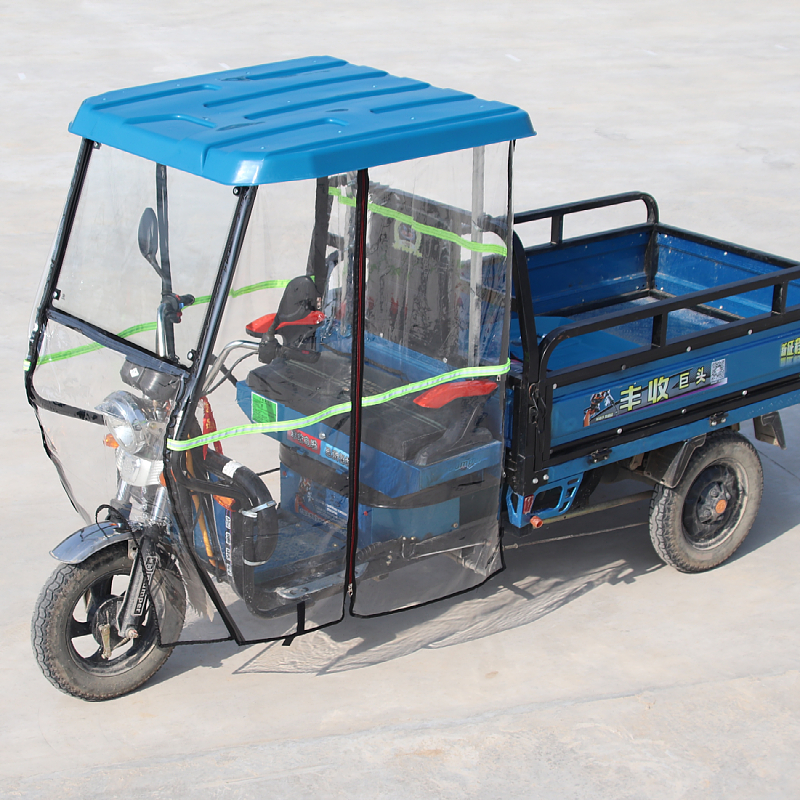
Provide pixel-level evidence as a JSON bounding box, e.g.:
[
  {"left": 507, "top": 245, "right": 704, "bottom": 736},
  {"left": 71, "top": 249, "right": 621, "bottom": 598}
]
[{"left": 137, "top": 208, "right": 159, "bottom": 268}]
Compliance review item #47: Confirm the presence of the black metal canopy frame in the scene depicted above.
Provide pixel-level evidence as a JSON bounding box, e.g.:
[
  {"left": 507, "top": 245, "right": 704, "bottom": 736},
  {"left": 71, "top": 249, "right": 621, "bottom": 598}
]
[{"left": 26, "top": 141, "right": 513, "bottom": 647}]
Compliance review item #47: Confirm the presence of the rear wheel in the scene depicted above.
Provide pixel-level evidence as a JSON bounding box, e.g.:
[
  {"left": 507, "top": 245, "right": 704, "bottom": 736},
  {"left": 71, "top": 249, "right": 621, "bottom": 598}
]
[
  {"left": 649, "top": 431, "right": 763, "bottom": 572},
  {"left": 31, "top": 543, "right": 185, "bottom": 701}
]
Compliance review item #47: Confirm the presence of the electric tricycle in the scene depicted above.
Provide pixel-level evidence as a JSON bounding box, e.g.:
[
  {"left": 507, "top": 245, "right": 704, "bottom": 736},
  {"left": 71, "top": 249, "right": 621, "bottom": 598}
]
[{"left": 27, "top": 57, "right": 800, "bottom": 700}]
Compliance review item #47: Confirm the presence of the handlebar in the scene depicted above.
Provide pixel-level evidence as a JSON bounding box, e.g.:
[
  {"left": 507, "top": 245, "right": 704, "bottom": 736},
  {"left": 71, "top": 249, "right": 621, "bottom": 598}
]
[{"left": 202, "top": 340, "right": 259, "bottom": 394}]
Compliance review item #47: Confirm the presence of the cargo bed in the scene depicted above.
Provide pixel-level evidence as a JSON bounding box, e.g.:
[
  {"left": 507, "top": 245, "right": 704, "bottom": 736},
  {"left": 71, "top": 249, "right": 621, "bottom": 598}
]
[{"left": 506, "top": 193, "right": 800, "bottom": 503}]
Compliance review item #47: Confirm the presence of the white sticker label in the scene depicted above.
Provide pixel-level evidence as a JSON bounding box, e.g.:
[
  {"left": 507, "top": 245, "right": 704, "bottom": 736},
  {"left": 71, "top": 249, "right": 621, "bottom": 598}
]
[{"left": 222, "top": 460, "right": 242, "bottom": 478}]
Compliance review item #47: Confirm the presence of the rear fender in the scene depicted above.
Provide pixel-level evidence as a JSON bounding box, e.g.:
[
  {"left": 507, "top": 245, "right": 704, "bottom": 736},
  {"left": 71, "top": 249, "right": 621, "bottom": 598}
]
[
  {"left": 50, "top": 522, "right": 133, "bottom": 564},
  {"left": 640, "top": 434, "right": 707, "bottom": 488}
]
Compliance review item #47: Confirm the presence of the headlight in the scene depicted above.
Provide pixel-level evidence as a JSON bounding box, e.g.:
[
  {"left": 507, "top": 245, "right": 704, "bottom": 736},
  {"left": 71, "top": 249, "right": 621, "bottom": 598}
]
[
  {"left": 115, "top": 449, "right": 165, "bottom": 487},
  {"left": 96, "top": 391, "right": 165, "bottom": 457}
]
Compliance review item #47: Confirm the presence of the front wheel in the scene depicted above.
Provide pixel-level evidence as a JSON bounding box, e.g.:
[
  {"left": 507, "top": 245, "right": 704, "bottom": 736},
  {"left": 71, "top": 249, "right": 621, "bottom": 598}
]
[
  {"left": 649, "top": 431, "right": 763, "bottom": 572},
  {"left": 31, "top": 543, "right": 185, "bottom": 700}
]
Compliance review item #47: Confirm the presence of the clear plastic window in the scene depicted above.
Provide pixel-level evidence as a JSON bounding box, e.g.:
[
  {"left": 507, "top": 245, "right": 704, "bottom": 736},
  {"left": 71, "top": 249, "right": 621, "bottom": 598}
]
[
  {"left": 352, "top": 144, "right": 511, "bottom": 615},
  {"left": 166, "top": 174, "right": 358, "bottom": 642},
  {"left": 53, "top": 145, "right": 237, "bottom": 365}
]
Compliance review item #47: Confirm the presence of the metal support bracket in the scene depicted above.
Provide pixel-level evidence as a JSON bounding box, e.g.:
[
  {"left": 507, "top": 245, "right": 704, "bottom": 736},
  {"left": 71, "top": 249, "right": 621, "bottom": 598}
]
[
  {"left": 640, "top": 434, "right": 707, "bottom": 489},
  {"left": 753, "top": 411, "right": 787, "bottom": 449}
]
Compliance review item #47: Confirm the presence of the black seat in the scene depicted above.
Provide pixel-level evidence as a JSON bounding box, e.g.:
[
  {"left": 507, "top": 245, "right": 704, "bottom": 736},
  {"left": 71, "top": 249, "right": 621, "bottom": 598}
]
[{"left": 247, "top": 353, "right": 491, "bottom": 465}]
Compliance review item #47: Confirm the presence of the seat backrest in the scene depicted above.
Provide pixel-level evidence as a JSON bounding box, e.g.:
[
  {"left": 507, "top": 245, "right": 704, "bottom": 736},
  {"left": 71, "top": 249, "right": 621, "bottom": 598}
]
[{"left": 364, "top": 187, "right": 465, "bottom": 366}]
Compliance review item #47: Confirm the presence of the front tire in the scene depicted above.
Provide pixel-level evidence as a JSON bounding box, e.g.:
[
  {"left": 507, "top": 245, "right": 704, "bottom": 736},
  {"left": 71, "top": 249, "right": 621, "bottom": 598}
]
[
  {"left": 31, "top": 543, "right": 185, "bottom": 700},
  {"left": 649, "top": 431, "right": 763, "bottom": 572}
]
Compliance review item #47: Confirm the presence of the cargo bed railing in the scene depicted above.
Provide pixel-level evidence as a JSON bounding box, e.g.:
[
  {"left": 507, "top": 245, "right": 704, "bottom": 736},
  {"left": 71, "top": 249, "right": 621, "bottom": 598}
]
[
  {"left": 539, "top": 260, "right": 800, "bottom": 383},
  {"left": 507, "top": 193, "right": 800, "bottom": 488},
  {"left": 514, "top": 191, "right": 659, "bottom": 246},
  {"left": 529, "top": 261, "right": 800, "bottom": 473},
  {"left": 510, "top": 191, "right": 663, "bottom": 381}
]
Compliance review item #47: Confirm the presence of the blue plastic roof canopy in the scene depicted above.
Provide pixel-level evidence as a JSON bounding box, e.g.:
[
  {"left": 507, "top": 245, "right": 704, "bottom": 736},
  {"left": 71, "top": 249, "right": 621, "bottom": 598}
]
[{"left": 70, "top": 56, "right": 535, "bottom": 185}]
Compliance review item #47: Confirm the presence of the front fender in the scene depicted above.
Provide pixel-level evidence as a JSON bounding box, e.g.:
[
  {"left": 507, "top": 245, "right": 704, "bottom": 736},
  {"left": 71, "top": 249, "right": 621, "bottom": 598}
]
[
  {"left": 50, "top": 522, "right": 133, "bottom": 564},
  {"left": 51, "top": 520, "right": 214, "bottom": 624}
]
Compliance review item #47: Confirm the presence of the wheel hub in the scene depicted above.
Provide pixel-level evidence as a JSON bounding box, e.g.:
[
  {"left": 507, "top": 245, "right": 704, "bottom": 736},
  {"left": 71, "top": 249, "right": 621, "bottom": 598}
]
[
  {"left": 696, "top": 481, "right": 732, "bottom": 522},
  {"left": 683, "top": 463, "right": 742, "bottom": 548},
  {"left": 91, "top": 597, "right": 125, "bottom": 659}
]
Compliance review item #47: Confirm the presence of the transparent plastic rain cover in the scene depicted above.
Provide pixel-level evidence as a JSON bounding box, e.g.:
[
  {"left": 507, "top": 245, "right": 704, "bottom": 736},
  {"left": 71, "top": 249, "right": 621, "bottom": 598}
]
[
  {"left": 30, "top": 141, "right": 513, "bottom": 647},
  {"left": 352, "top": 146, "right": 511, "bottom": 615}
]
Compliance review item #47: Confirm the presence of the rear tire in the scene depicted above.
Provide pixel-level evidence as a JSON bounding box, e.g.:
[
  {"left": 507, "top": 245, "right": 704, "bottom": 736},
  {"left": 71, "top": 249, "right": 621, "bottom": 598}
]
[
  {"left": 649, "top": 431, "right": 763, "bottom": 572},
  {"left": 31, "top": 543, "right": 184, "bottom": 701}
]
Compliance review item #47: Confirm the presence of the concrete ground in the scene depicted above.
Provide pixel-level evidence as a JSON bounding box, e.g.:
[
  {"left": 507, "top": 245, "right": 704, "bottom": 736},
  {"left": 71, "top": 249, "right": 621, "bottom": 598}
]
[{"left": 2, "top": 1, "right": 800, "bottom": 797}]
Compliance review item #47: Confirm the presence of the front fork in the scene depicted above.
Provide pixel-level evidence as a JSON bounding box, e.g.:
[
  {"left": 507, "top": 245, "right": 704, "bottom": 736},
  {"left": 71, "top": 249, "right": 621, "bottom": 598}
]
[
  {"left": 115, "top": 534, "right": 160, "bottom": 643},
  {"left": 111, "top": 483, "right": 171, "bottom": 649}
]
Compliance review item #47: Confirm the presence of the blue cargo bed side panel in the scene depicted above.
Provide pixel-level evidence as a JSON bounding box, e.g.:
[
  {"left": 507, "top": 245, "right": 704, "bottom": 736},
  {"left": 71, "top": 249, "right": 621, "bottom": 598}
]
[
  {"left": 655, "top": 233, "right": 800, "bottom": 318},
  {"left": 547, "top": 320, "right": 800, "bottom": 449},
  {"left": 523, "top": 230, "right": 649, "bottom": 315},
  {"left": 509, "top": 315, "right": 635, "bottom": 369},
  {"left": 69, "top": 56, "right": 535, "bottom": 185}
]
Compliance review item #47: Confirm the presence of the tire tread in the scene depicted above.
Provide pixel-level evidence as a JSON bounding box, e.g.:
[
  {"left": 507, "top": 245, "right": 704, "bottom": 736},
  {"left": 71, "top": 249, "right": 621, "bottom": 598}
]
[
  {"left": 31, "top": 544, "right": 178, "bottom": 701},
  {"left": 648, "top": 431, "right": 763, "bottom": 573}
]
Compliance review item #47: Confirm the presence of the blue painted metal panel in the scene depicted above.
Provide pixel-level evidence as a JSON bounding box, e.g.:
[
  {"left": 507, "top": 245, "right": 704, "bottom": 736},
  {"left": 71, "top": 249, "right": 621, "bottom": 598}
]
[
  {"left": 656, "top": 233, "right": 800, "bottom": 318},
  {"left": 523, "top": 230, "right": 649, "bottom": 315},
  {"left": 507, "top": 386, "right": 800, "bottom": 528},
  {"left": 545, "top": 386, "right": 800, "bottom": 488},
  {"left": 509, "top": 315, "right": 634, "bottom": 368},
  {"left": 69, "top": 56, "right": 535, "bottom": 185},
  {"left": 548, "top": 320, "right": 800, "bottom": 449}
]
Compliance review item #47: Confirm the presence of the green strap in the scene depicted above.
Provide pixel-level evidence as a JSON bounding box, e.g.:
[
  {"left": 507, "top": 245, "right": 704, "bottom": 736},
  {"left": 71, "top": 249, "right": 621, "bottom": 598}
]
[
  {"left": 166, "top": 359, "right": 511, "bottom": 452},
  {"left": 188, "top": 278, "right": 292, "bottom": 307},
  {"left": 37, "top": 185, "right": 506, "bottom": 370},
  {"left": 329, "top": 188, "right": 507, "bottom": 257},
  {"left": 34, "top": 279, "right": 291, "bottom": 367},
  {"left": 38, "top": 321, "right": 158, "bottom": 365}
]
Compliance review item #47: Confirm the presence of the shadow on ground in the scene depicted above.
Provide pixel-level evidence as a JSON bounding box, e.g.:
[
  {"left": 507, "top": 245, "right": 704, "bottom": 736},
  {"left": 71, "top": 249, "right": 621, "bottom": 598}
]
[
  {"left": 154, "top": 459, "right": 798, "bottom": 685},
  {"left": 231, "top": 496, "right": 661, "bottom": 676}
]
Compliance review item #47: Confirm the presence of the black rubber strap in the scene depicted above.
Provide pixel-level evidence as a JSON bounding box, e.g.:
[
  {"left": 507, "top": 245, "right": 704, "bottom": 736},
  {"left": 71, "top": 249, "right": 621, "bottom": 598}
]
[
  {"left": 308, "top": 176, "right": 332, "bottom": 294},
  {"left": 282, "top": 601, "right": 306, "bottom": 646}
]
